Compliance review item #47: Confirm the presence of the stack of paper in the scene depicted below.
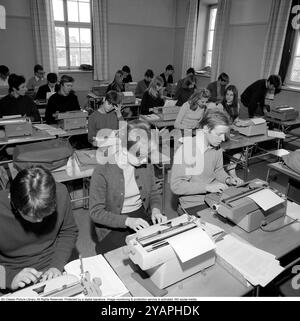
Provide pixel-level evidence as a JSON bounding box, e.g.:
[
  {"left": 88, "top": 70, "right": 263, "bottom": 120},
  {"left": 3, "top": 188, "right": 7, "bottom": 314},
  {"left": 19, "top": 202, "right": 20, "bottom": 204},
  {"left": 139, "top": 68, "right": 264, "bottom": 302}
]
[
  {"left": 64, "top": 254, "right": 129, "bottom": 297},
  {"left": 216, "top": 235, "right": 284, "bottom": 287},
  {"left": 33, "top": 124, "right": 67, "bottom": 136}
]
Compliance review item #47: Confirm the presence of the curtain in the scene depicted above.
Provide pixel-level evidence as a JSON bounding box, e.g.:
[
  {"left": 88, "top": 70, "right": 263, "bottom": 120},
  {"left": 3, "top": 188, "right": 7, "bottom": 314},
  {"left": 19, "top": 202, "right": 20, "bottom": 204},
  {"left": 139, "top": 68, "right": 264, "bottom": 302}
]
[
  {"left": 260, "top": 0, "right": 293, "bottom": 78},
  {"left": 279, "top": 0, "right": 299, "bottom": 83},
  {"left": 210, "top": 0, "right": 231, "bottom": 81},
  {"left": 92, "top": 0, "right": 109, "bottom": 81},
  {"left": 181, "top": 0, "right": 199, "bottom": 78},
  {"left": 30, "top": 0, "right": 58, "bottom": 73}
]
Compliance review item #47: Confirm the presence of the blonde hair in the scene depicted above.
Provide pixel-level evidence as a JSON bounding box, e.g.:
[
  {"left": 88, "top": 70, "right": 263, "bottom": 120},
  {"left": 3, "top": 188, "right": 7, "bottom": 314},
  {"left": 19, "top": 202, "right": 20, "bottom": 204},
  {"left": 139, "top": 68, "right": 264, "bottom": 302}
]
[
  {"left": 189, "top": 88, "right": 210, "bottom": 111},
  {"left": 148, "top": 76, "right": 163, "bottom": 98}
]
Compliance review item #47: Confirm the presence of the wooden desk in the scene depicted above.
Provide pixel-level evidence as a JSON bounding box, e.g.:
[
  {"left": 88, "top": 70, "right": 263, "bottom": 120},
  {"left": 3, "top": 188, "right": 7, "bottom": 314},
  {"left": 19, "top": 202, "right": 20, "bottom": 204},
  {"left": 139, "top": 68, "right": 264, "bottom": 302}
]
[
  {"left": 140, "top": 115, "right": 175, "bottom": 129},
  {"left": 104, "top": 204, "right": 300, "bottom": 297},
  {"left": 0, "top": 128, "right": 55, "bottom": 155},
  {"left": 104, "top": 243, "right": 249, "bottom": 297},
  {"left": 265, "top": 116, "right": 300, "bottom": 133},
  {"left": 221, "top": 133, "right": 281, "bottom": 180},
  {"left": 266, "top": 162, "right": 300, "bottom": 203}
]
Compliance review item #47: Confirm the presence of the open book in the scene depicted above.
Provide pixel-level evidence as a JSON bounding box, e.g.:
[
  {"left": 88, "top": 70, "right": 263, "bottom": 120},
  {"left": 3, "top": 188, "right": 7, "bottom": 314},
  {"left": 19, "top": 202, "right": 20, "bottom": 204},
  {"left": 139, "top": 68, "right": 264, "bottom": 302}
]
[{"left": 64, "top": 254, "right": 129, "bottom": 297}]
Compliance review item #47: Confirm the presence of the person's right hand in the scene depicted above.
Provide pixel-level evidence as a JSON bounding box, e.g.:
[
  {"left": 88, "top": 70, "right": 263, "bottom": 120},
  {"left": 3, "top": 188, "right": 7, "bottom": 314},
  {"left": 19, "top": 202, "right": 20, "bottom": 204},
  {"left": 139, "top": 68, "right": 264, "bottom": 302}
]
[
  {"left": 11, "top": 268, "right": 43, "bottom": 290},
  {"left": 206, "top": 182, "right": 228, "bottom": 193},
  {"left": 125, "top": 217, "right": 150, "bottom": 232}
]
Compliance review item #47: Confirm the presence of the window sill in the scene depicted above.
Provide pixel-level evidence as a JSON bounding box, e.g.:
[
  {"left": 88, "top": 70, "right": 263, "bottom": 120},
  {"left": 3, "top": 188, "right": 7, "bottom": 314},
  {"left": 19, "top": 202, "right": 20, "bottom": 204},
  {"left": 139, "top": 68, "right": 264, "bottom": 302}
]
[
  {"left": 282, "top": 85, "right": 300, "bottom": 93},
  {"left": 58, "top": 70, "right": 93, "bottom": 74}
]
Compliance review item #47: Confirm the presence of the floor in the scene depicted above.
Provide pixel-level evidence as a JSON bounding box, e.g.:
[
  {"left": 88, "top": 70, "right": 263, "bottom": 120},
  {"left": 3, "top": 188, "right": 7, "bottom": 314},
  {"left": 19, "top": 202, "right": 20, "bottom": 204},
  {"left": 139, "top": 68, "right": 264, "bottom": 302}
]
[{"left": 73, "top": 137, "right": 300, "bottom": 258}]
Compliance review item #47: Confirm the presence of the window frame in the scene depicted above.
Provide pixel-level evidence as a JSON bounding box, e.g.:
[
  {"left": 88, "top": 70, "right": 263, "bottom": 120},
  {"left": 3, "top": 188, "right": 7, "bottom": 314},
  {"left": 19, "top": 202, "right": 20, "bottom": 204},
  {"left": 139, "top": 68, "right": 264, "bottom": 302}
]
[
  {"left": 204, "top": 4, "right": 217, "bottom": 67},
  {"left": 53, "top": 0, "right": 93, "bottom": 70},
  {"left": 285, "top": 31, "right": 300, "bottom": 88}
]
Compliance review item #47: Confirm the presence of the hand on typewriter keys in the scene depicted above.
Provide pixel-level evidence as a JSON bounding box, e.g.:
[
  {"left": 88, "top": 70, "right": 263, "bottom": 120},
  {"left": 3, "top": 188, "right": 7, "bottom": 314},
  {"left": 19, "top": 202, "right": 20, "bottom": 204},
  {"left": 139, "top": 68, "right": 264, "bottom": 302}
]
[
  {"left": 226, "top": 176, "right": 244, "bottom": 186},
  {"left": 39, "top": 267, "right": 61, "bottom": 282},
  {"left": 151, "top": 209, "right": 167, "bottom": 225},
  {"left": 206, "top": 182, "right": 228, "bottom": 193},
  {"left": 125, "top": 217, "right": 150, "bottom": 232},
  {"left": 11, "top": 268, "right": 43, "bottom": 290}
]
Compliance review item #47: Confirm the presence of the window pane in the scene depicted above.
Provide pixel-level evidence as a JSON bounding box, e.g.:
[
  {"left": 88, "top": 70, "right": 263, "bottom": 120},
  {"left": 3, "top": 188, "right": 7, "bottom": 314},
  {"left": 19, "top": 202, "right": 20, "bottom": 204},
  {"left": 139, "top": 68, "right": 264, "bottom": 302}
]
[
  {"left": 80, "top": 28, "right": 91, "bottom": 47},
  {"left": 209, "top": 8, "right": 217, "bottom": 30},
  {"left": 67, "top": 0, "right": 79, "bottom": 22},
  {"left": 206, "top": 51, "right": 212, "bottom": 67},
  {"left": 79, "top": 2, "right": 91, "bottom": 23},
  {"left": 57, "top": 48, "right": 67, "bottom": 67},
  {"left": 296, "top": 34, "right": 300, "bottom": 56},
  {"left": 80, "top": 48, "right": 92, "bottom": 64},
  {"left": 291, "top": 57, "right": 300, "bottom": 82},
  {"left": 70, "top": 47, "right": 80, "bottom": 66},
  {"left": 207, "top": 30, "right": 214, "bottom": 51},
  {"left": 55, "top": 27, "right": 65, "bottom": 47},
  {"left": 52, "top": 0, "right": 64, "bottom": 21},
  {"left": 69, "top": 28, "right": 80, "bottom": 47}
]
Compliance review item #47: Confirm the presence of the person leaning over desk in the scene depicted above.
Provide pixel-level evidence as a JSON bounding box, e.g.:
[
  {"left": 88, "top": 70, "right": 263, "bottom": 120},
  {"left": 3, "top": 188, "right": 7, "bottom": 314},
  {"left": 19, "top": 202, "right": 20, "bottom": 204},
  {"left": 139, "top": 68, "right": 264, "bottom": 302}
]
[
  {"left": 135, "top": 69, "right": 154, "bottom": 99},
  {"left": 140, "top": 75, "right": 165, "bottom": 115},
  {"left": 88, "top": 90, "right": 124, "bottom": 145},
  {"left": 45, "top": 74, "right": 80, "bottom": 124},
  {"left": 170, "top": 110, "right": 244, "bottom": 210},
  {"left": 89, "top": 120, "right": 166, "bottom": 254},
  {"left": 0, "top": 74, "right": 40, "bottom": 122},
  {"left": 174, "top": 75, "right": 197, "bottom": 107},
  {"left": 0, "top": 166, "right": 78, "bottom": 292},
  {"left": 174, "top": 89, "right": 209, "bottom": 130}
]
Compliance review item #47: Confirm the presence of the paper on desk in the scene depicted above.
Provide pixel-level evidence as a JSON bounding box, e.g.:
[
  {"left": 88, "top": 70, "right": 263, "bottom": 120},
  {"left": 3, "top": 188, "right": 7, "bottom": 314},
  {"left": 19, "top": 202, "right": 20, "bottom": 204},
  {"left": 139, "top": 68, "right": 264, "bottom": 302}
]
[
  {"left": 123, "top": 91, "right": 134, "bottom": 96},
  {"left": 251, "top": 118, "right": 266, "bottom": 125},
  {"left": 168, "top": 228, "right": 215, "bottom": 263},
  {"left": 267, "top": 130, "right": 286, "bottom": 139},
  {"left": 216, "top": 234, "right": 284, "bottom": 287},
  {"left": 64, "top": 254, "right": 128, "bottom": 297},
  {"left": 247, "top": 188, "right": 284, "bottom": 211},
  {"left": 164, "top": 99, "right": 177, "bottom": 107},
  {"left": 286, "top": 201, "right": 300, "bottom": 221}
]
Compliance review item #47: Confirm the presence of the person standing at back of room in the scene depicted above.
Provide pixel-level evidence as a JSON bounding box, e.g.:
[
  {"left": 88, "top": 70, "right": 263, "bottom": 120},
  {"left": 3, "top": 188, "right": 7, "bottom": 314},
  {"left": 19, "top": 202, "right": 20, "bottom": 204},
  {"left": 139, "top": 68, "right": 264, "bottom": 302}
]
[{"left": 26, "top": 64, "right": 47, "bottom": 93}]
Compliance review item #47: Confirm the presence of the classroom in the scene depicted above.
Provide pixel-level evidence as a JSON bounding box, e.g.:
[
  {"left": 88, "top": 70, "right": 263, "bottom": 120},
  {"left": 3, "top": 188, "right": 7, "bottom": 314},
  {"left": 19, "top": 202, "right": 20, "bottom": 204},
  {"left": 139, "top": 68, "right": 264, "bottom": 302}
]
[{"left": 0, "top": 0, "right": 300, "bottom": 300}]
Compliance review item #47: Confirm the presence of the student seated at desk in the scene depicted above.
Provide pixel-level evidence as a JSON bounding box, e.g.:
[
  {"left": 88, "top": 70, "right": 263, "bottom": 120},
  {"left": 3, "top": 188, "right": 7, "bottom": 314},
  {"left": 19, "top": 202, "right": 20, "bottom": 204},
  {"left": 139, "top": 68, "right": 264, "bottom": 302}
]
[
  {"left": 170, "top": 110, "right": 244, "bottom": 210},
  {"left": 135, "top": 69, "right": 154, "bottom": 99},
  {"left": 217, "top": 85, "right": 240, "bottom": 123},
  {"left": 0, "top": 74, "right": 40, "bottom": 122},
  {"left": 0, "top": 166, "right": 78, "bottom": 292},
  {"left": 160, "top": 64, "right": 174, "bottom": 97},
  {"left": 35, "top": 73, "right": 59, "bottom": 100},
  {"left": 89, "top": 120, "right": 166, "bottom": 254},
  {"left": 45, "top": 75, "right": 80, "bottom": 124},
  {"left": 140, "top": 76, "right": 165, "bottom": 115},
  {"left": 174, "top": 75, "right": 197, "bottom": 107},
  {"left": 26, "top": 64, "right": 47, "bottom": 94},
  {"left": 174, "top": 67, "right": 195, "bottom": 98},
  {"left": 240, "top": 74, "right": 281, "bottom": 118},
  {"left": 122, "top": 65, "right": 133, "bottom": 83},
  {"left": 174, "top": 89, "right": 209, "bottom": 130},
  {"left": 207, "top": 72, "right": 230, "bottom": 103},
  {"left": 106, "top": 70, "right": 125, "bottom": 93},
  {"left": 0, "top": 65, "right": 10, "bottom": 87},
  {"left": 88, "top": 90, "right": 123, "bottom": 145}
]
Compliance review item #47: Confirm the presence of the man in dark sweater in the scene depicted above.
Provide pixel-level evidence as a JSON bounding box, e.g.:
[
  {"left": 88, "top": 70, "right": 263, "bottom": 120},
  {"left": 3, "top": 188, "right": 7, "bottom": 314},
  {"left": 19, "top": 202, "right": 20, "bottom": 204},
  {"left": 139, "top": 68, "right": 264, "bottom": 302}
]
[
  {"left": 241, "top": 74, "right": 282, "bottom": 118},
  {"left": 0, "top": 166, "right": 78, "bottom": 292},
  {"left": 0, "top": 74, "right": 40, "bottom": 122},
  {"left": 35, "top": 72, "right": 59, "bottom": 100},
  {"left": 45, "top": 75, "right": 80, "bottom": 124}
]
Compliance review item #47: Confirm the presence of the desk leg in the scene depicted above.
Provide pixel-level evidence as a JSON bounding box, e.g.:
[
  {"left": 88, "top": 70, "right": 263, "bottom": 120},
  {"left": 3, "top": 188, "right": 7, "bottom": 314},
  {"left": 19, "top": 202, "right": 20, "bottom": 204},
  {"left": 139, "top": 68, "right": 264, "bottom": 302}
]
[
  {"left": 266, "top": 168, "right": 272, "bottom": 183},
  {"left": 162, "top": 164, "right": 165, "bottom": 215},
  {"left": 243, "top": 147, "right": 249, "bottom": 181}
]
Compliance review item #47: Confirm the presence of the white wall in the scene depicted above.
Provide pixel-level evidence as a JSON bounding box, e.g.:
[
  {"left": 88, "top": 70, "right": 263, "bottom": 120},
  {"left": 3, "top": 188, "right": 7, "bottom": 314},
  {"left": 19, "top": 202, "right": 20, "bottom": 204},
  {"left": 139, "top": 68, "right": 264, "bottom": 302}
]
[{"left": 0, "top": 0, "right": 35, "bottom": 80}]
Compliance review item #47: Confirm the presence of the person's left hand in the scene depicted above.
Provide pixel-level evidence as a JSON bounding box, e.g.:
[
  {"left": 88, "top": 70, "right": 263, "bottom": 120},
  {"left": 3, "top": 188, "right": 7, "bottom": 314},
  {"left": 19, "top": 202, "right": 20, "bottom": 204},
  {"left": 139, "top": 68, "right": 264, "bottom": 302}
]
[
  {"left": 226, "top": 176, "right": 244, "bottom": 186},
  {"left": 40, "top": 267, "right": 61, "bottom": 282},
  {"left": 151, "top": 209, "right": 167, "bottom": 224},
  {"left": 114, "top": 105, "right": 123, "bottom": 118}
]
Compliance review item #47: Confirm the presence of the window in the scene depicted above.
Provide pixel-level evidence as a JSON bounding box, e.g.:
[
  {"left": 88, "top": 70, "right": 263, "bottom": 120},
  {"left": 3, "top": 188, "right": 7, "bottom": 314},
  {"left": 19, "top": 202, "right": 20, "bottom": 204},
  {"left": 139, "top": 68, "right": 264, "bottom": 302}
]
[
  {"left": 205, "top": 6, "right": 217, "bottom": 67},
  {"left": 286, "top": 32, "right": 300, "bottom": 86},
  {"left": 52, "top": 0, "right": 92, "bottom": 69}
]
